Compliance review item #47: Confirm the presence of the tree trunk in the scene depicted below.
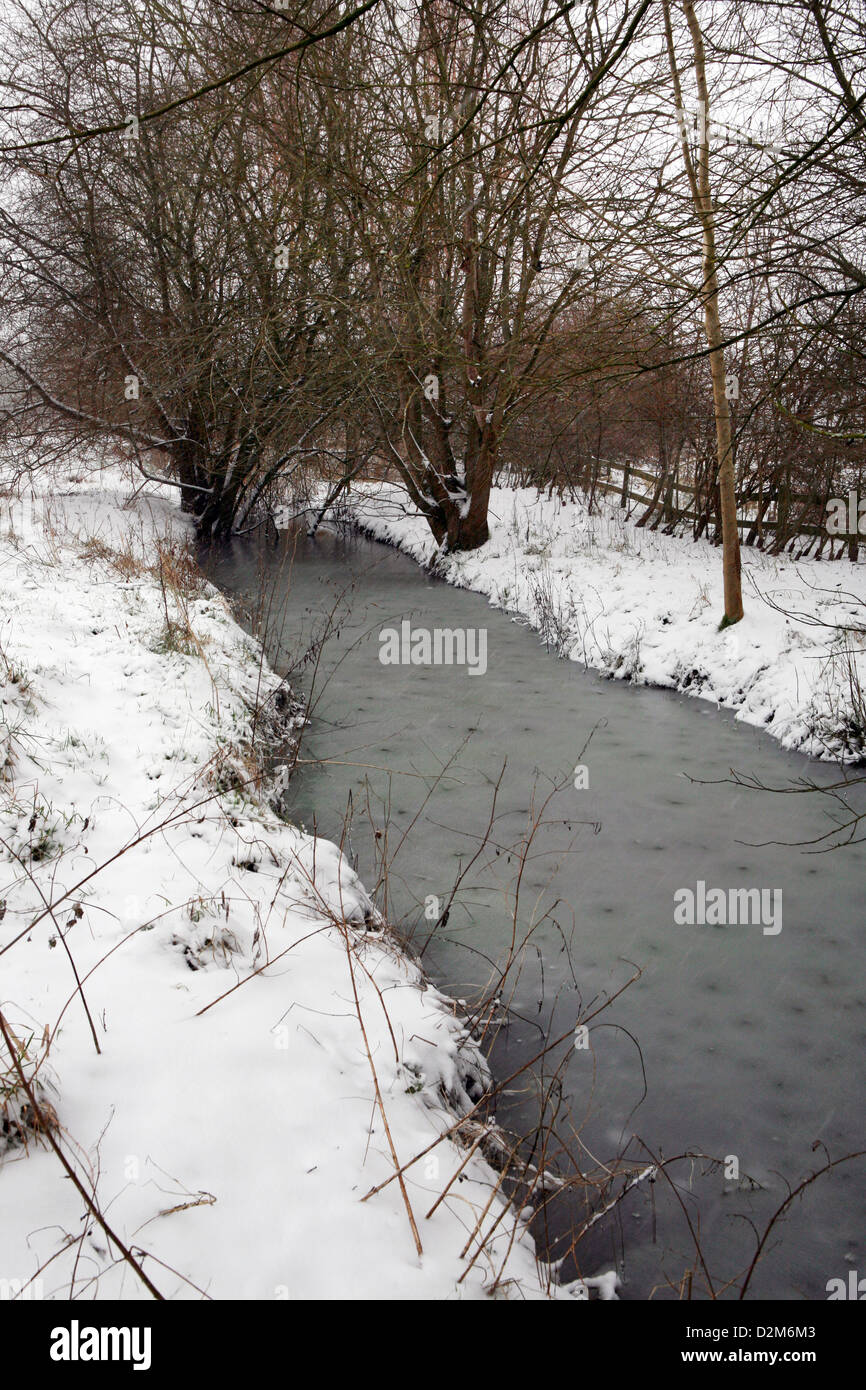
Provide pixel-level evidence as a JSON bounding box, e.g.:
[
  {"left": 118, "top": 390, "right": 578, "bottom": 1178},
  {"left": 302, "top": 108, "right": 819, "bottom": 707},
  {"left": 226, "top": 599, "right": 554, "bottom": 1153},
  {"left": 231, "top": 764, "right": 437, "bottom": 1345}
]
[{"left": 667, "top": 0, "right": 744, "bottom": 624}]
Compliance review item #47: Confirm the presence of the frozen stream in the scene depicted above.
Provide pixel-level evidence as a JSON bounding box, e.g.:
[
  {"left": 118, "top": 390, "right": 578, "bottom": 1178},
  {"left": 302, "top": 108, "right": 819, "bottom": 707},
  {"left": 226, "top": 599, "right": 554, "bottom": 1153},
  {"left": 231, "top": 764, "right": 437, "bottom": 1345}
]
[{"left": 205, "top": 521, "right": 866, "bottom": 1301}]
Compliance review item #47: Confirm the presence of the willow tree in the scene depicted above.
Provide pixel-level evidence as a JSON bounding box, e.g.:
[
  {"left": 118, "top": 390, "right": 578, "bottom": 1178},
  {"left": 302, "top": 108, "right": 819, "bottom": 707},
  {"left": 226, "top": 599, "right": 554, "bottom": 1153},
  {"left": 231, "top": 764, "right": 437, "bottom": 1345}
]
[
  {"left": 0, "top": 0, "right": 359, "bottom": 535},
  {"left": 320, "top": 0, "right": 653, "bottom": 552}
]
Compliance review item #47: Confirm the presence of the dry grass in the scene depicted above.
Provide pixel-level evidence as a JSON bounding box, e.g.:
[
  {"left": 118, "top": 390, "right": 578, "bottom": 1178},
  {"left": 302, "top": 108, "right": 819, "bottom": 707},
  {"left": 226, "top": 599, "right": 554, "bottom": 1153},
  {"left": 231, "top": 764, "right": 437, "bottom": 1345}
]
[
  {"left": 78, "top": 534, "right": 145, "bottom": 580},
  {"left": 150, "top": 535, "right": 208, "bottom": 601},
  {"left": 0, "top": 1019, "right": 58, "bottom": 1158}
]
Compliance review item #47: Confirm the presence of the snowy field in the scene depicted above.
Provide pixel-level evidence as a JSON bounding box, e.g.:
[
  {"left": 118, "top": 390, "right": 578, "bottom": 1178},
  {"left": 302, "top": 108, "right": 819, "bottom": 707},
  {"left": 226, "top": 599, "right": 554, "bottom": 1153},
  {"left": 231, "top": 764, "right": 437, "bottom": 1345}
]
[
  {"left": 0, "top": 466, "right": 585, "bottom": 1301},
  {"left": 340, "top": 482, "right": 866, "bottom": 763}
]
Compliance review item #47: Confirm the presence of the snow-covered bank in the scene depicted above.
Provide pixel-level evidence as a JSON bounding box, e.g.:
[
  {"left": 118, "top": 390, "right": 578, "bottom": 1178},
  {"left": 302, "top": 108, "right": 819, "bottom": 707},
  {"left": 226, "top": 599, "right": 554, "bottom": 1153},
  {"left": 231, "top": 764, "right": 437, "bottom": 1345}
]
[
  {"left": 338, "top": 482, "right": 866, "bottom": 762},
  {"left": 0, "top": 468, "right": 574, "bottom": 1300}
]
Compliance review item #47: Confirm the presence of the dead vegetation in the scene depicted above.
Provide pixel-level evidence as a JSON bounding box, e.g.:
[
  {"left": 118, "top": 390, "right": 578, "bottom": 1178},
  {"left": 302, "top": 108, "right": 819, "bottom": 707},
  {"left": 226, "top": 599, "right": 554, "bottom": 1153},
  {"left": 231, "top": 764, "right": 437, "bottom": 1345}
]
[{"left": 0, "top": 1018, "right": 59, "bottom": 1156}]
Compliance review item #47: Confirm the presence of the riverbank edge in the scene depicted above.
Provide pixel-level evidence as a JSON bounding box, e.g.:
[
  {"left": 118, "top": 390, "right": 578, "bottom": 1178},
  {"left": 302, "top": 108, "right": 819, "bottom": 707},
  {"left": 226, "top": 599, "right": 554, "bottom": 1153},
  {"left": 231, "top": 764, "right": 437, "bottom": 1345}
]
[
  {"left": 319, "top": 481, "right": 866, "bottom": 765},
  {"left": 0, "top": 464, "right": 590, "bottom": 1300},
  {"left": 203, "top": 502, "right": 614, "bottom": 1300}
]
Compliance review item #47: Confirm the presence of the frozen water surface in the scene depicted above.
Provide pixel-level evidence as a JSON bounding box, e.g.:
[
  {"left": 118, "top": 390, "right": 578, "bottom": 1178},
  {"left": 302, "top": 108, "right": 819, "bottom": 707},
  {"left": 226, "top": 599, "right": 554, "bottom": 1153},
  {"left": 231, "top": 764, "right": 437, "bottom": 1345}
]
[{"left": 206, "top": 523, "right": 866, "bottom": 1301}]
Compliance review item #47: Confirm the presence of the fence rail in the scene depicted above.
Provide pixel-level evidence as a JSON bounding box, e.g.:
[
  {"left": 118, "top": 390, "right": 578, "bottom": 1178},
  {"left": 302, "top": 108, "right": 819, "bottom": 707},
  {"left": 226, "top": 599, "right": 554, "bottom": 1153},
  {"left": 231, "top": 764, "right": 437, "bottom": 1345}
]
[{"left": 589, "top": 474, "right": 827, "bottom": 539}]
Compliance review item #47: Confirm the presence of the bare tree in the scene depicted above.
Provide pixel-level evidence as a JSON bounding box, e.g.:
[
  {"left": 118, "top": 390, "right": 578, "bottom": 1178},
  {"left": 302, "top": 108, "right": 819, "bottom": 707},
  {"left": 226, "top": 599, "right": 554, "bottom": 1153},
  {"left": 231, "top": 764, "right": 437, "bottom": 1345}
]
[
  {"left": 0, "top": 0, "right": 362, "bottom": 533},
  {"left": 663, "top": 0, "right": 743, "bottom": 623}
]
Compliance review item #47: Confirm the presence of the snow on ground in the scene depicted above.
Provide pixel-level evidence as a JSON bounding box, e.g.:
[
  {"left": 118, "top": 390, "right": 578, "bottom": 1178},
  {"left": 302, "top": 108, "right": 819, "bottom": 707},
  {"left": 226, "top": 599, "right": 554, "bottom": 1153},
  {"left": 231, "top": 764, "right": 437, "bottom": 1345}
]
[
  {"left": 0, "top": 465, "right": 576, "bottom": 1301},
  {"left": 340, "top": 481, "right": 866, "bottom": 762}
]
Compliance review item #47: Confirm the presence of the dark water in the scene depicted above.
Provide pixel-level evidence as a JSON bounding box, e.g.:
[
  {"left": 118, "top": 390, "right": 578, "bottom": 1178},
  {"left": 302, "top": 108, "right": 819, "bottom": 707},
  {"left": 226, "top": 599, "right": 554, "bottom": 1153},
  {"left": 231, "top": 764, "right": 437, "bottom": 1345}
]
[{"left": 204, "top": 521, "right": 866, "bottom": 1301}]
